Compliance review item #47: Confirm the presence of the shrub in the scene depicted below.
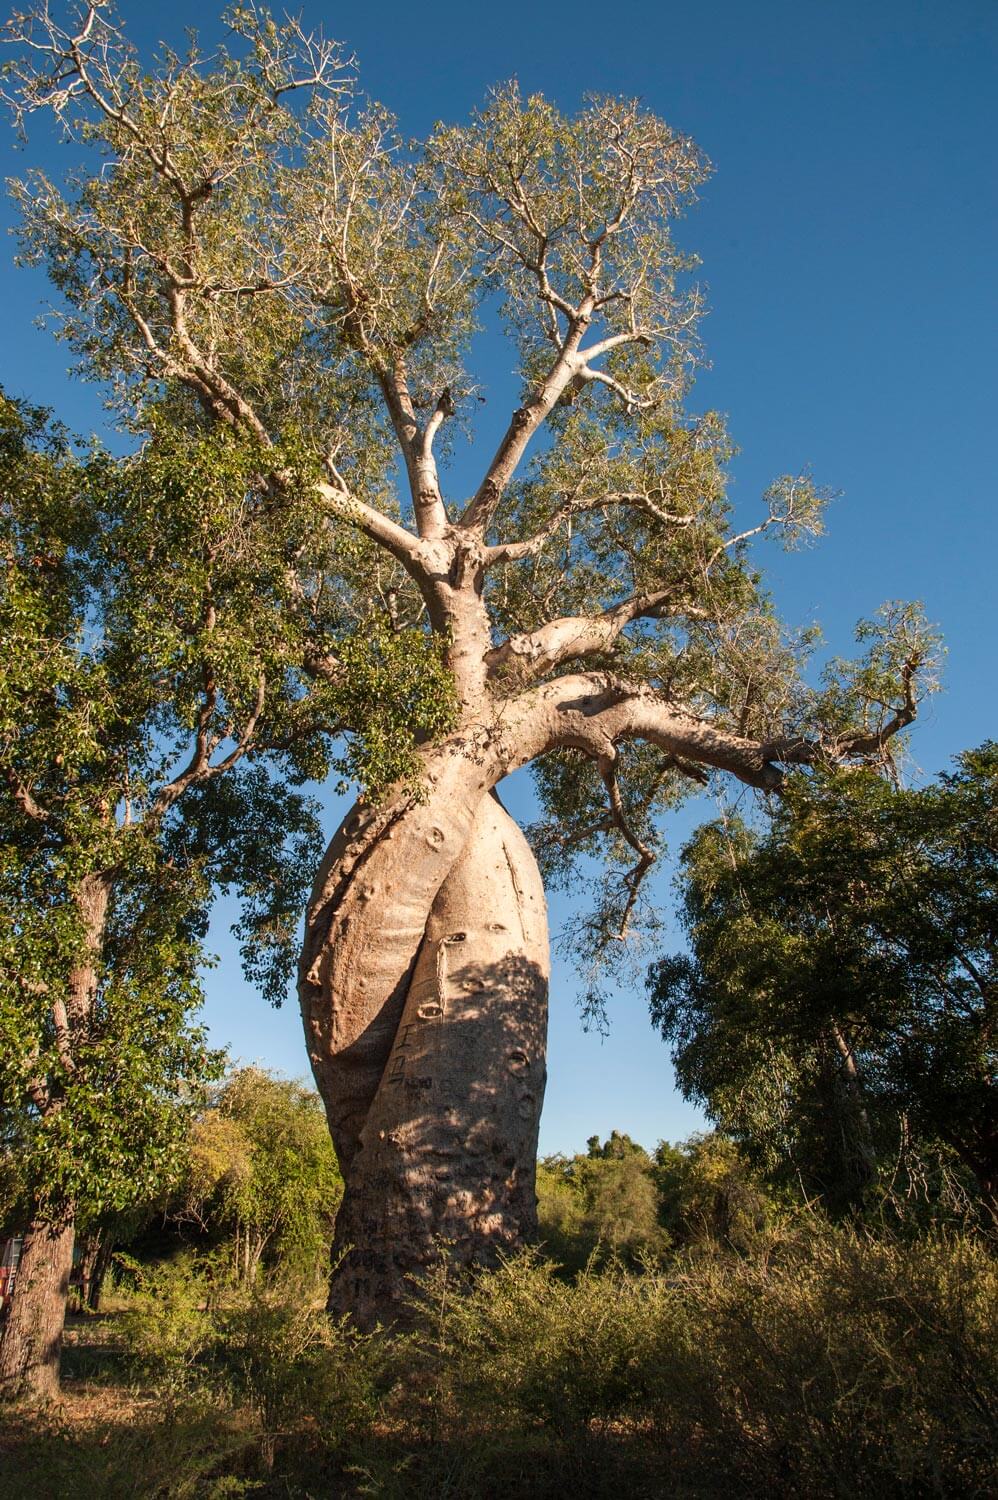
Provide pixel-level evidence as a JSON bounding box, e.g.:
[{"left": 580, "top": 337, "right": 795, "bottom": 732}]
[
  {"left": 62, "top": 1224, "right": 998, "bottom": 1498},
  {"left": 217, "top": 1292, "right": 380, "bottom": 1469},
  {"left": 396, "top": 1224, "right": 998, "bottom": 1497},
  {"left": 116, "top": 1258, "right": 379, "bottom": 1478}
]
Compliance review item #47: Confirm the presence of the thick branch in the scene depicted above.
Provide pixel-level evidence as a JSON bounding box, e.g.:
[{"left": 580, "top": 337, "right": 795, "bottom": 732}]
[
  {"left": 486, "top": 589, "right": 708, "bottom": 685},
  {"left": 503, "top": 674, "right": 788, "bottom": 791},
  {"left": 406, "top": 383, "right": 453, "bottom": 540},
  {"left": 4, "top": 769, "right": 51, "bottom": 824},
  {"left": 459, "top": 305, "right": 594, "bottom": 532},
  {"left": 504, "top": 665, "right": 914, "bottom": 793},
  {"left": 313, "top": 477, "right": 427, "bottom": 574}
]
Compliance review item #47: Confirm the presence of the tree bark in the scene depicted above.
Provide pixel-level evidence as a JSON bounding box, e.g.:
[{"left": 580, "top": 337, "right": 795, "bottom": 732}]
[
  {"left": 0, "top": 873, "right": 109, "bottom": 1395},
  {"left": 300, "top": 744, "right": 498, "bottom": 1174},
  {"left": 85, "top": 1231, "right": 116, "bottom": 1313},
  {"left": 319, "top": 792, "right": 549, "bottom": 1328},
  {"left": 0, "top": 1212, "right": 75, "bottom": 1400},
  {"left": 829, "top": 1021, "right": 879, "bottom": 1186}
]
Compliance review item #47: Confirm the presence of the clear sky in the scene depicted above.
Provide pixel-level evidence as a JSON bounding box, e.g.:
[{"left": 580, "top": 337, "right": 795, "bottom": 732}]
[{"left": 2, "top": 0, "right": 995, "bottom": 1155}]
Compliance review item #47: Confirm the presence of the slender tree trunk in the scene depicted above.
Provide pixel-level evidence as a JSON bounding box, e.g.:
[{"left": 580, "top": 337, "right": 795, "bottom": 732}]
[
  {"left": 0, "top": 1212, "right": 75, "bottom": 1400},
  {"left": 315, "top": 791, "right": 549, "bottom": 1329},
  {"left": 829, "top": 1021, "right": 878, "bottom": 1189},
  {"left": 86, "top": 1233, "right": 115, "bottom": 1313}
]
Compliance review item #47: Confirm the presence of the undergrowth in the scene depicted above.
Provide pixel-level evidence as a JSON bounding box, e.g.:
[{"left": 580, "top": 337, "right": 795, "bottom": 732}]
[{"left": 2, "top": 1225, "right": 995, "bottom": 1499}]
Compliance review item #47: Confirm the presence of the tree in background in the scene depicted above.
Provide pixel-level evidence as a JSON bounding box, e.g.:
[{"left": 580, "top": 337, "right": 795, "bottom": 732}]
[
  {"left": 176, "top": 1069, "right": 343, "bottom": 1284},
  {"left": 649, "top": 748, "right": 997, "bottom": 1220},
  {"left": 536, "top": 1129, "right": 773, "bottom": 1270},
  {"left": 652, "top": 1133, "right": 774, "bottom": 1252},
  {"left": 4, "top": 4, "right": 933, "bottom": 1326},
  {"left": 537, "top": 1132, "right": 670, "bottom": 1270}
]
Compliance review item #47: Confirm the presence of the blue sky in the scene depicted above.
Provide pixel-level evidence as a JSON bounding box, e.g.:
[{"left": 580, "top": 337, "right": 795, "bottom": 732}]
[{"left": 2, "top": 0, "right": 995, "bottom": 1154}]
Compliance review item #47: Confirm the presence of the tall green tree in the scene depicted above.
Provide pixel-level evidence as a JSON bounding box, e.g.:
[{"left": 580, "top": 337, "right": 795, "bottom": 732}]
[
  {"left": 4, "top": 3, "right": 933, "bottom": 1326},
  {"left": 649, "top": 749, "right": 997, "bottom": 1219},
  {"left": 537, "top": 1132, "right": 670, "bottom": 1270},
  {"left": 0, "top": 386, "right": 445, "bottom": 1392},
  {"left": 0, "top": 393, "right": 308, "bottom": 1395}
]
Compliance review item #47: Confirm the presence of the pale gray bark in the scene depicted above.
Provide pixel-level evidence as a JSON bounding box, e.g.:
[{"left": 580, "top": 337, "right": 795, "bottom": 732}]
[
  {"left": 324, "top": 793, "right": 548, "bottom": 1327},
  {"left": 301, "top": 665, "right": 830, "bottom": 1322}
]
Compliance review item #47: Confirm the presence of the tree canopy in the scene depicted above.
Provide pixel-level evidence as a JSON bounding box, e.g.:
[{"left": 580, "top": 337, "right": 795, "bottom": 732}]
[
  {"left": 648, "top": 747, "right": 998, "bottom": 1217},
  {"left": 1, "top": 3, "right": 932, "bottom": 970},
  {"left": 175, "top": 1068, "right": 343, "bottom": 1282}
]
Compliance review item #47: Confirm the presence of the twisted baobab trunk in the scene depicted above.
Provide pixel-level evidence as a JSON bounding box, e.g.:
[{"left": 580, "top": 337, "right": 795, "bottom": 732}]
[
  {"left": 326, "top": 794, "right": 547, "bottom": 1325},
  {"left": 301, "top": 776, "right": 548, "bottom": 1329}
]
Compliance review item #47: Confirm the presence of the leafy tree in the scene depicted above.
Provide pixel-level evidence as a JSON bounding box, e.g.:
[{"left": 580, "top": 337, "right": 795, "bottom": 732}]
[
  {"left": 652, "top": 1133, "right": 774, "bottom": 1252},
  {"left": 0, "top": 385, "right": 438, "bottom": 1391},
  {"left": 649, "top": 749, "right": 997, "bottom": 1220},
  {"left": 536, "top": 1129, "right": 773, "bottom": 1269},
  {"left": 176, "top": 1068, "right": 343, "bottom": 1284},
  {"left": 4, "top": 3, "right": 933, "bottom": 1326},
  {"left": 537, "top": 1132, "right": 670, "bottom": 1271}
]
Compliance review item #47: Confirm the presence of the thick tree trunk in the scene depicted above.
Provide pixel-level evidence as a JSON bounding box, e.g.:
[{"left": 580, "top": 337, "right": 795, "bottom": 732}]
[
  {"left": 0, "top": 1212, "right": 75, "bottom": 1400},
  {"left": 300, "top": 745, "right": 497, "bottom": 1175},
  {"left": 299, "top": 671, "right": 794, "bottom": 1329},
  {"left": 317, "top": 792, "right": 549, "bottom": 1329},
  {"left": 0, "top": 874, "right": 109, "bottom": 1395}
]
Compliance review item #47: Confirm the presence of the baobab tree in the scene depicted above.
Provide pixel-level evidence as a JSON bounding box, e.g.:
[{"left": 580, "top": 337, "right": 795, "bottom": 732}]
[{"left": 4, "top": 3, "right": 931, "bottom": 1327}]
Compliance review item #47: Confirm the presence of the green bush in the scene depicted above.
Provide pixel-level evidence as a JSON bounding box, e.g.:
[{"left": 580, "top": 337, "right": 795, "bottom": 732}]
[
  {"left": 26, "top": 1225, "right": 994, "bottom": 1498},
  {"left": 116, "top": 1257, "right": 380, "bottom": 1479},
  {"left": 392, "top": 1225, "right": 998, "bottom": 1498},
  {"left": 116, "top": 1254, "right": 216, "bottom": 1393},
  {"left": 217, "top": 1292, "right": 380, "bottom": 1469},
  {"left": 646, "top": 1230, "right": 998, "bottom": 1496}
]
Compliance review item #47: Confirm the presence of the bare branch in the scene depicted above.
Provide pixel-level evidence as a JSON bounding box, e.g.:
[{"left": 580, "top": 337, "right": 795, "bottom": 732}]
[
  {"left": 831, "top": 652, "right": 920, "bottom": 758},
  {"left": 147, "top": 660, "right": 218, "bottom": 821},
  {"left": 484, "top": 487, "right": 694, "bottom": 567},
  {"left": 459, "top": 304, "right": 593, "bottom": 532},
  {"left": 576, "top": 362, "right": 655, "bottom": 412},
  {"left": 597, "top": 751, "right": 657, "bottom": 939},
  {"left": 146, "top": 668, "right": 265, "bottom": 824}
]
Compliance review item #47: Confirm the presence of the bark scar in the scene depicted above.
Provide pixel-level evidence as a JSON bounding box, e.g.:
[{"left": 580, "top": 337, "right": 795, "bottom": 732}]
[{"left": 501, "top": 840, "right": 527, "bottom": 944}]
